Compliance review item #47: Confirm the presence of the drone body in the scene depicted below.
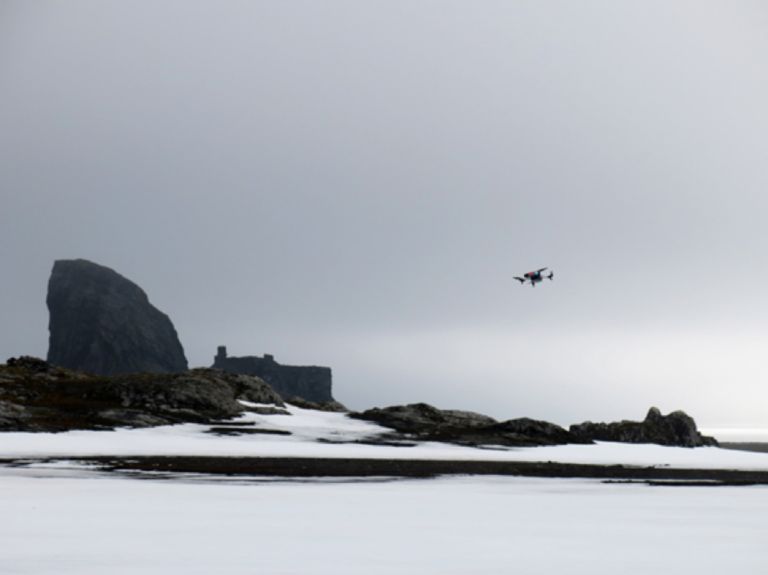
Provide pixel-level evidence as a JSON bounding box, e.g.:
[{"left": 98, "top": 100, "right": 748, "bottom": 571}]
[{"left": 514, "top": 267, "right": 554, "bottom": 287}]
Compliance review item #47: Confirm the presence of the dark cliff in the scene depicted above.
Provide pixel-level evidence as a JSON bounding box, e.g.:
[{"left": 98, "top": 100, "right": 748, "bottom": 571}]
[
  {"left": 212, "top": 346, "right": 334, "bottom": 403},
  {"left": 47, "top": 259, "right": 188, "bottom": 375}
]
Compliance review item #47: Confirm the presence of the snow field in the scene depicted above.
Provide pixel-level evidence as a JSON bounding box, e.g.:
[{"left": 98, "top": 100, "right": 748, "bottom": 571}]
[
  {"left": 2, "top": 405, "right": 768, "bottom": 470},
  {"left": 1, "top": 469, "right": 767, "bottom": 575}
]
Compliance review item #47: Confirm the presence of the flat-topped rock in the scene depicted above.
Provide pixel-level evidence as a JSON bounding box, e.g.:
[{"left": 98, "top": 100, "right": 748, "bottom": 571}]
[{"left": 212, "top": 346, "right": 335, "bottom": 404}]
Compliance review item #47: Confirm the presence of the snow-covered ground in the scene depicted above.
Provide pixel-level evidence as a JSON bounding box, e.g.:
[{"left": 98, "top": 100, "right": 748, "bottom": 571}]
[
  {"left": 3, "top": 406, "right": 768, "bottom": 574},
  {"left": 2, "top": 404, "right": 768, "bottom": 470},
  {"left": 2, "top": 467, "right": 767, "bottom": 575}
]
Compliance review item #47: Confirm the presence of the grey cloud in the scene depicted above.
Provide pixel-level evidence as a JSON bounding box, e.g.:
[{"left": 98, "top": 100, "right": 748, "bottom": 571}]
[{"left": 2, "top": 1, "right": 767, "bottom": 427}]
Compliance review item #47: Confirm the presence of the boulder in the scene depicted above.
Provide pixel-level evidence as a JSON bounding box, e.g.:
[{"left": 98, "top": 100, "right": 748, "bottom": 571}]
[
  {"left": 46, "top": 259, "right": 188, "bottom": 375},
  {"left": 569, "top": 407, "right": 718, "bottom": 447}
]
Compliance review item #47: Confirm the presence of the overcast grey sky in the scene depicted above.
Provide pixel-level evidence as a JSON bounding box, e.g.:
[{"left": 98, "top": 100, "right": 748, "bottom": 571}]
[{"left": 2, "top": 1, "right": 767, "bottom": 427}]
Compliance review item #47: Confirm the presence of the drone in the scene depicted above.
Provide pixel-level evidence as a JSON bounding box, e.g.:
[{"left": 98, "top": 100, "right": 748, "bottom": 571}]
[{"left": 514, "top": 267, "right": 554, "bottom": 287}]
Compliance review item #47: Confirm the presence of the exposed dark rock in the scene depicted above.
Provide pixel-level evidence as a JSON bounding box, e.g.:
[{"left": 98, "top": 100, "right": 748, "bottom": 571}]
[
  {"left": 351, "top": 403, "right": 587, "bottom": 447},
  {"left": 242, "top": 406, "right": 291, "bottom": 416},
  {"left": 47, "top": 259, "right": 188, "bottom": 375},
  {"left": 212, "top": 346, "right": 334, "bottom": 404},
  {"left": 67, "top": 455, "right": 768, "bottom": 484},
  {"left": 206, "top": 421, "right": 257, "bottom": 427},
  {"left": 0, "top": 358, "right": 283, "bottom": 431},
  {"left": 484, "top": 418, "right": 579, "bottom": 446},
  {"left": 353, "top": 403, "right": 497, "bottom": 434},
  {"left": 316, "top": 437, "right": 419, "bottom": 448},
  {"left": 569, "top": 407, "right": 718, "bottom": 447},
  {"left": 286, "top": 397, "right": 347, "bottom": 413},
  {"left": 205, "top": 427, "right": 292, "bottom": 436},
  {"left": 0, "top": 400, "right": 29, "bottom": 428},
  {"left": 7, "top": 356, "right": 51, "bottom": 372}
]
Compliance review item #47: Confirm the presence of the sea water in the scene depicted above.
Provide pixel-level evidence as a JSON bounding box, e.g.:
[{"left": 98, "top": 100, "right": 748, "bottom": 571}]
[{"left": 703, "top": 428, "right": 768, "bottom": 443}]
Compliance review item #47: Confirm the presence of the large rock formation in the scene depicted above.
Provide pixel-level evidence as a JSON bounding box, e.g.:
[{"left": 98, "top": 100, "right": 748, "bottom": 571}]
[
  {"left": 352, "top": 403, "right": 588, "bottom": 447},
  {"left": 212, "top": 346, "right": 336, "bottom": 404},
  {"left": 47, "top": 259, "right": 188, "bottom": 375},
  {"left": 0, "top": 356, "right": 284, "bottom": 431},
  {"left": 569, "top": 407, "right": 718, "bottom": 447}
]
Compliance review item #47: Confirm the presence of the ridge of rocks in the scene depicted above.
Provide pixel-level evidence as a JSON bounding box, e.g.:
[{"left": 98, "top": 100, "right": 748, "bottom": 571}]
[
  {"left": 351, "top": 403, "right": 589, "bottom": 447},
  {"left": 569, "top": 406, "right": 718, "bottom": 447},
  {"left": 0, "top": 356, "right": 282, "bottom": 431}
]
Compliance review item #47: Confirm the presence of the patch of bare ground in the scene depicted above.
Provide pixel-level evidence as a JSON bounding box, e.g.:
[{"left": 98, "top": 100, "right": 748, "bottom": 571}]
[{"left": 4, "top": 456, "right": 768, "bottom": 485}]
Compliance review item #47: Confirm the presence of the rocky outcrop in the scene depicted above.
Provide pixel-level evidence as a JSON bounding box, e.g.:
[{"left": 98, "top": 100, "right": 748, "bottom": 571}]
[
  {"left": 46, "top": 259, "right": 188, "bottom": 375},
  {"left": 352, "top": 403, "right": 588, "bottom": 447},
  {"left": 569, "top": 407, "right": 718, "bottom": 447},
  {"left": 353, "top": 403, "right": 496, "bottom": 433},
  {"left": 2, "top": 357, "right": 719, "bottom": 452},
  {"left": 0, "top": 357, "right": 283, "bottom": 431},
  {"left": 212, "top": 346, "right": 335, "bottom": 404}
]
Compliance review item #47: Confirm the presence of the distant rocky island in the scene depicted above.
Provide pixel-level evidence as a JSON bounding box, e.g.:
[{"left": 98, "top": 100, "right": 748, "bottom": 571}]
[
  {"left": 45, "top": 258, "right": 336, "bottom": 404},
  {"left": 0, "top": 258, "right": 718, "bottom": 450}
]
